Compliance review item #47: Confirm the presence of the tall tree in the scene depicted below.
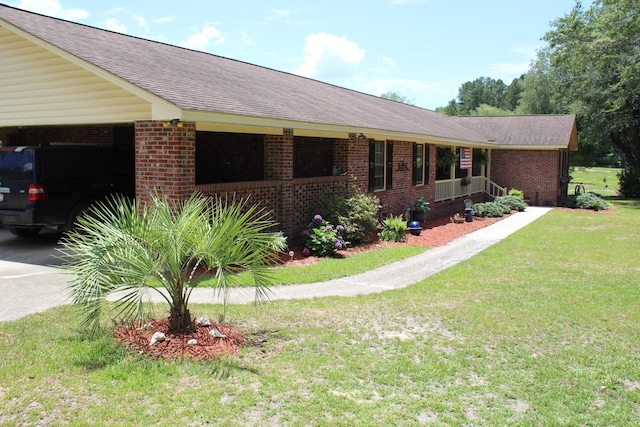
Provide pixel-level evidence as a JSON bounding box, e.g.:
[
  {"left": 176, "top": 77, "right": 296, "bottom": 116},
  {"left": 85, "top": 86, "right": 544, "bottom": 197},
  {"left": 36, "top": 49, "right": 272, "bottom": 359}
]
[{"left": 544, "top": 0, "right": 640, "bottom": 195}]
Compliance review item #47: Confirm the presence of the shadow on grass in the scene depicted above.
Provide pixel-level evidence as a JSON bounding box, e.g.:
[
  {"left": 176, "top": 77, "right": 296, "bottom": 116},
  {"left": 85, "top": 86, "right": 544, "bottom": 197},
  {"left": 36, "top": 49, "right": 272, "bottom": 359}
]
[{"left": 606, "top": 197, "right": 640, "bottom": 209}]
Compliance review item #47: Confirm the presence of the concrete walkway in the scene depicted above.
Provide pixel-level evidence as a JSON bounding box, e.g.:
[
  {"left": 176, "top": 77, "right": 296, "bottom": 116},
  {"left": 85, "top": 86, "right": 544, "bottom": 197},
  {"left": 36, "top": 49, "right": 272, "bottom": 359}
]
[
  {"left": 110, "top": 206, "right": 552, "bottom": 305},
  {"left": 0, "top": 207, "right": 551, "bottom": 322}
]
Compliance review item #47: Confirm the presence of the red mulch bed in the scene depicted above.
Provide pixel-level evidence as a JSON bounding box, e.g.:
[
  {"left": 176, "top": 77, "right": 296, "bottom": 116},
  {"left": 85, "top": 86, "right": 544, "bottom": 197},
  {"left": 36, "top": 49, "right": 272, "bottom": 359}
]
[
  {"left": 114, "top": 212, "right": 510, "bottom": 361},
  {"left": 114, "top": 318, "right": 247, "bottom": 361},
  {"left": 280, "top": 213, "right": 507, "bottom": 267}
]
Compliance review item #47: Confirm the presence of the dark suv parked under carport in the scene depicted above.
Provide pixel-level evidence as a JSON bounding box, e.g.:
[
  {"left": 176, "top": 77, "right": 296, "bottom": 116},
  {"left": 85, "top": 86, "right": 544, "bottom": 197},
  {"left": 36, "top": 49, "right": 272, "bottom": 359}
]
[{"left": 0, "top": 144, "right": 134, "bottom": 237}]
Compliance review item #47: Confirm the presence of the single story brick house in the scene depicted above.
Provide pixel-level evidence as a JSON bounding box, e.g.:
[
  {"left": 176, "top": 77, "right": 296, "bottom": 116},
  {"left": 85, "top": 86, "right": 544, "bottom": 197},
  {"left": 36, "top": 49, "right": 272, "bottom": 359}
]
[{"left": 0, "top": 4, "right": 577, "bottom": 237}]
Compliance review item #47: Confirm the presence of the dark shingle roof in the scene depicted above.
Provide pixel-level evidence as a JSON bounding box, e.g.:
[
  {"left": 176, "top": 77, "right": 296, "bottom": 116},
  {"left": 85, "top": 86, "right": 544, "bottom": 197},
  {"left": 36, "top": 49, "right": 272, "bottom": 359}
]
[
  {"left": 0, "top": 3, "right": 488, "bottom": 143},
  {"left": 454, "top": 115, "right": 577, "bottom": 148}
]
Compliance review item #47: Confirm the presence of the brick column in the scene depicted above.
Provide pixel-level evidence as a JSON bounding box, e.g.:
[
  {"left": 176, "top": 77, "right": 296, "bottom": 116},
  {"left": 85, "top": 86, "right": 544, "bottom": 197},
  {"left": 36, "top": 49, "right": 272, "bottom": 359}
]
[
  {"left": 264, "top": 129, "right": 294, "bottom": 233},
  {"left": 134, "top": 120, "right": 196, "bottom": 202}
]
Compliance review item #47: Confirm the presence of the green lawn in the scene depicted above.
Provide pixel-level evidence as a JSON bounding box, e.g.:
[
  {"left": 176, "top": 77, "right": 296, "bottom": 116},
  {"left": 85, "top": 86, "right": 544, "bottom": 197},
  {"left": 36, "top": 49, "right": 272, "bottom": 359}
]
[
  {"left": 570, "top": 166, "right": 621, "bottom": 197},
  {"left": 1, "top": 201, "right": 639, "bottom": 425},
  {"left": 193, "top": 244, "right": 428, "bottom": 287}
]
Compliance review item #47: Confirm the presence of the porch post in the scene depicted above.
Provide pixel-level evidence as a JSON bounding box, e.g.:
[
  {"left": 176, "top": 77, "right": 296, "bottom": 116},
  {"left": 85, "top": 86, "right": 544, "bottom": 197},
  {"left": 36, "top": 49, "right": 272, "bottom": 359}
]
[
  {"left": 134, "top": 120, "right": 196, "bottom": 203},
  {"left": 264, "top": 129, "right": 294, "bottom": 234}
]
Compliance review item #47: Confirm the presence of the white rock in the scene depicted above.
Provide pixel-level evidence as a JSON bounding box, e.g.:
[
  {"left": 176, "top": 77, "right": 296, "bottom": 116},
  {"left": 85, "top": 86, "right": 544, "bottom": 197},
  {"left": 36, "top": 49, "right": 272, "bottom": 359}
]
[
  {"left": 187, "top": 339, "right": 198, "bottom": 345},
  {"left": 210, "top": 327, "right": 226, "bottom": 338},
  {"left": 149, "top": 331, "right": 166, "bottom": 345},
  {"left": 197, "top": 316, "right": 211, "bottom": 326}
]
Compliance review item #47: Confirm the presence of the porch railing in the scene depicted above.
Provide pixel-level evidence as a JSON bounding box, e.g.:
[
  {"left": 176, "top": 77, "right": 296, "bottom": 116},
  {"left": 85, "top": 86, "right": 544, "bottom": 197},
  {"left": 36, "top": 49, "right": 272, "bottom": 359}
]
[{"left": 435, "top": 177, "right": 507, "bottom": 202}]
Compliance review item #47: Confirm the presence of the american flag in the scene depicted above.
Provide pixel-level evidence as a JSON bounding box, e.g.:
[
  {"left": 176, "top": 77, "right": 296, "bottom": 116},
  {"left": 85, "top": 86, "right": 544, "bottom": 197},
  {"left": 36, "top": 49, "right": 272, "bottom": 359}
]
[{"left": 460, "top": 147, "right": 472, "bottom": 169}]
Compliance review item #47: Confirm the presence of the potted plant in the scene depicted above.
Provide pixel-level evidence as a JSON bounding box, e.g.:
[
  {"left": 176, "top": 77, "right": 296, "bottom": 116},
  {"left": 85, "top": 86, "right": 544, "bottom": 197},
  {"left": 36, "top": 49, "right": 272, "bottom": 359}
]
[
  {"left": 461, "top": 177, "right": 471, "bottom": 186},
  {"left": 473, "top": 151, "right": 490, "bottom": 166},
  {"left": 410, "top": 196, "right": 431, "bottom": 222},
  {"left": 436, "top": 148, "right": 459, "bottom": 168}
]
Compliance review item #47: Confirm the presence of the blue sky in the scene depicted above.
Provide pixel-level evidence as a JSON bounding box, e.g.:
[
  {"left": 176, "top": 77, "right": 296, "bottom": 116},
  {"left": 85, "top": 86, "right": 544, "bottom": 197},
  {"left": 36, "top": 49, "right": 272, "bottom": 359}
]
[{"left": 8, "top": 0, "right": 586, "bottom": 110}]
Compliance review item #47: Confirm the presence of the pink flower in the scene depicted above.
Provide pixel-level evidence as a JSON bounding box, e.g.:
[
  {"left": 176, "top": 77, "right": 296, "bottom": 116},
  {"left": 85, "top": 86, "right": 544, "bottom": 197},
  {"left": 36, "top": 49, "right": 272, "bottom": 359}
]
[
  {"left": 325, "top": 225, "right": 333, "bottom": 231},
  {"left": 303, "top": 247, "right": 310, "bottom": 256},
  {"left": 301, "top": 229, "right": 310, "bottom": 236},
  {"left": 314, "top": 214, "right": 323, "bottom": 222},
  {"left": 335, "top": 241, "right": 342, "bottom": 249}
]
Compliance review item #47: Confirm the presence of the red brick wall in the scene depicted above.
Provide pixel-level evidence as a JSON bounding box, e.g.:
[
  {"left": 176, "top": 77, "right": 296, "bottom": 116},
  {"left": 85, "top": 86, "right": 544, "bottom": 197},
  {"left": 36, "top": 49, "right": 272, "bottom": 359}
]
[
  {"left": 360, "top": 141, "right": 437, "bottom": 219},
  {"left": 491, "top": 149, "right": 560, "bottom": 205},
  {"left": 134, "top": 120, "right": 195, "bottom": 202},
  {"left": 15, "top": 125, "right": 116, "bottom": 146}
]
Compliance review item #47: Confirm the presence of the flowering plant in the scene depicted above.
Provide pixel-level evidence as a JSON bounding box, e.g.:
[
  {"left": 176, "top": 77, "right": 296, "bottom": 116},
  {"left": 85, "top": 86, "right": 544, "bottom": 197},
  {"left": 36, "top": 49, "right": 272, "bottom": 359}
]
[{"left": 302, "top": 214, "right": 347, "bottom": 257}]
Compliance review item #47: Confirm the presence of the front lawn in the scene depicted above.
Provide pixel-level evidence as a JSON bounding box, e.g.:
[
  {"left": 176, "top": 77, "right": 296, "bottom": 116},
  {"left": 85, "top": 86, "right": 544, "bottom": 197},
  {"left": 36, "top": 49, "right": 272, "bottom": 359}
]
[{"left": 1, "top": 202, "right": 639, "bottom": 425}]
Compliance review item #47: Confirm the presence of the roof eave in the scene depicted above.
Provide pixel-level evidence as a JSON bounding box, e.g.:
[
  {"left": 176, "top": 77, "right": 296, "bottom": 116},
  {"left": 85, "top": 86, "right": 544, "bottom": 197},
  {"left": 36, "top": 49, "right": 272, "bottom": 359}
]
[{"left": 184, "top": 109, "right": 495, "bottom": 147}]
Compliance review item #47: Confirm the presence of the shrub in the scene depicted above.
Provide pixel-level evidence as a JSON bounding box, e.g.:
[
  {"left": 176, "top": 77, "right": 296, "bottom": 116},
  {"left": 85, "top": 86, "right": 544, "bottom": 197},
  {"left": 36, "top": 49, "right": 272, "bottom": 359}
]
[
  {"left": 508, "top": 188, "right": 524, "bottom": 199},
  {"left": 326, "top": 189, "right": 381, "bottom": 244},
  {"left": 302, "top": 214, "right": 347, "bottom": 257},
  {"left": 494, "top": 195, "right": 528, "bottom": 212},
  {"left": 60, "top": 194, "right": 286, "bottom": 332},
  {"left": 618, "top": 164, "right": 640, "bottom": 198},
  {"left": 564, "top": 192, "right": 610, "bottom": 210},
  {"left": 473, "top": 201, "right": 510, "bottom": 217},
  {"left": 380, "top": 215, "right": 407, "bottom": 242}
]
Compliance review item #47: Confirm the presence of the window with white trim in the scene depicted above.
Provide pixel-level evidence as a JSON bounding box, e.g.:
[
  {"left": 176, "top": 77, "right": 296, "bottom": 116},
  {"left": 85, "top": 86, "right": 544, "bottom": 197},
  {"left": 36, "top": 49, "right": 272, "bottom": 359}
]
[{"left": 368, "top": 140, "right": 393, "bottom": 191}]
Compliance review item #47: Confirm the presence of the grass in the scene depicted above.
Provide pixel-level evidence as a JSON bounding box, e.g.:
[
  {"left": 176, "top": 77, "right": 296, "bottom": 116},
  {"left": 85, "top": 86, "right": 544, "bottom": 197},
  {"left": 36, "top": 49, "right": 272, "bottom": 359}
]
[
  {"left": 1, "top": 201, "right": 640, "bottom": 425},
  {"left": 570, "top": 166, "right": 621, "bottom": 197},
  {"left": 193, "top": 244, "right": 428, "bottom": 286}
]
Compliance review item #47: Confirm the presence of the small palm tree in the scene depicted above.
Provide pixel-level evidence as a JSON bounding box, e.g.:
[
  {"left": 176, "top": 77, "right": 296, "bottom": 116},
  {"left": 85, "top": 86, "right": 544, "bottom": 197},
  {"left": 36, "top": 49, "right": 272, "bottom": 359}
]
[{"left": 59, "top": 193, "right": 287, "bottom": 333}]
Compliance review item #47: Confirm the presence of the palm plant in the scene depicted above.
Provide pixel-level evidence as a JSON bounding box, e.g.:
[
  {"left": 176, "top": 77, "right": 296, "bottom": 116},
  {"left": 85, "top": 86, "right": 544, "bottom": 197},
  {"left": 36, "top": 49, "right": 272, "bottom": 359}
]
[{"left": 59, "top": 193, "right": 287, "bottom": 333}]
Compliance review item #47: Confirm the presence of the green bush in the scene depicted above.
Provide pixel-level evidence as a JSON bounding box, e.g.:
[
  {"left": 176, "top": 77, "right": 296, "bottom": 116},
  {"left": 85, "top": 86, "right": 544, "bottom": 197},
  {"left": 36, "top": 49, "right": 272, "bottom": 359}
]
[
  {"left": 494, "top": 195, "right": 528, "bottom": 212},
  {"left": 326, "top": 189, "right": 381, "bottom": 244},
  {"left": 564, "top": 192, "right": 610, "bottom": 210},
  {"left": 618, "top": 164, "right": 640, "bottom": 198},
  {"left": 508, "top": 188, "right": 524, "bottom": 199},
  {"left": 302, "top": 214, "right": 347, "bottom": 257},
  {"left": 473, "top": 201, "right": 511, "bottom": 217},
  {"left": 380, "top": 215, "right": 407, "bottom": 242}
]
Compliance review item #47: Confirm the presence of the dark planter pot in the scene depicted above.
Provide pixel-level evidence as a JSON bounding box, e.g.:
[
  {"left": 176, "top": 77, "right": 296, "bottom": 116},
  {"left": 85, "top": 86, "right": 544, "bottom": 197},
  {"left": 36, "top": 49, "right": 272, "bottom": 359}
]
[{"left": 411, "top": 211, "right": 427, "bottom": 222}]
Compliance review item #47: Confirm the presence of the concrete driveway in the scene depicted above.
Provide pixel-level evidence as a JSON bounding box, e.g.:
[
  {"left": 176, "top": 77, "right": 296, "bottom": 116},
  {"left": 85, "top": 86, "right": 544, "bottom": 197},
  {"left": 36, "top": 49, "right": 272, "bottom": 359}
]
[{"left": 0, "top": 227, "right": 71, "bottom": 321}]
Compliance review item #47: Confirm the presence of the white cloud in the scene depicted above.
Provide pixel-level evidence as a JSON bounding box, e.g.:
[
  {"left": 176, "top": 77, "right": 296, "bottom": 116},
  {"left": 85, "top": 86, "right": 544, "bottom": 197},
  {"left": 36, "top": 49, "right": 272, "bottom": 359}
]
[
  {"left": 381, "top": 56, "right": 396, "bottom": 68},
  {"left": 484, "top": 45, "right": 539, "bottom": 80},
  {"left": 154, "top": 16, "right": 176, "bottom": 24},
  {"left": 241, "top": 32, "right": 253, "bottom": 46},
  {"left": 485, "top": 62, "right": 530, "bottom": 79},
  {"left": 12, "top": 0, "right": 89, "bottom": 20},
  {"left": 179, "top": 26, "right": 225, "bottom": 51},
  {"left": 103, "top": 18, "right": 126, "bottom": 33},
  {"left": 294, "top": 33, "right": 365, "bottom": 79},
  {"left": 133, "top": 15, "right": 150, "bottom": 33}
]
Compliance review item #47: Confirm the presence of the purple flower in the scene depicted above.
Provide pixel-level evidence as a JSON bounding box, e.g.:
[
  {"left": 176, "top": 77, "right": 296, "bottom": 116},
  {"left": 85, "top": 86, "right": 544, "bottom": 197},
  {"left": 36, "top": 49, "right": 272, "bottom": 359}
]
[
  {"left": 314, "top": 214, "right": 323, "bottom": 222},
  {"left": 301, "top": 229, "right": 310, "bottom": 236},
  {"left": 335, "top": 241, "right": 343, "bottom": 249},
  {"left": 303, "top": 247, "right": 310, "bottom": 256},
  {"left": 336, "top": 225, "right": 345, "bottom": 232},
  {"left": 325, "top": 225, "right": 333, "bottom": 231},
  {"left": 337, "top": 235, "right": 343, "bottom": 240}
]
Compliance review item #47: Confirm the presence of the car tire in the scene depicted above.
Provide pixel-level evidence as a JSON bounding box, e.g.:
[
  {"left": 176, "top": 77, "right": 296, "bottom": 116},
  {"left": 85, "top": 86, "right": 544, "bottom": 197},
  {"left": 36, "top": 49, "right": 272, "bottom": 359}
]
[
  {"left": 63, "top": 203, "right": 91, "bottom": 233},
  {"left": 7, "top": 227, "right": 42, "bottom": 237}
]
